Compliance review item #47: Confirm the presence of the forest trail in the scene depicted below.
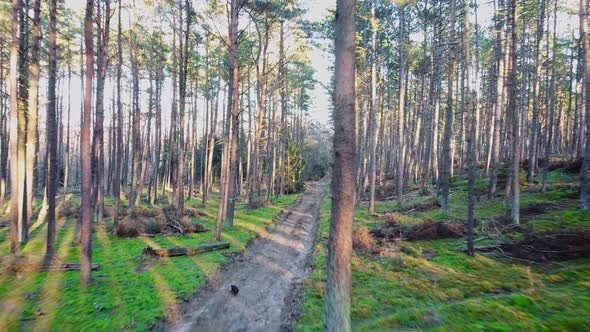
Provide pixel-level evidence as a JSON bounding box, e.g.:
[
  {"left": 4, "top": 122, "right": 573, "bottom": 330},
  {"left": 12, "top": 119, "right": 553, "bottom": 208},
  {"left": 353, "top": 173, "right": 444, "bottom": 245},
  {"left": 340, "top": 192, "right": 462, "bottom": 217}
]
[{"left": 169, "top": 181, "right": 328, "bottom": 332}]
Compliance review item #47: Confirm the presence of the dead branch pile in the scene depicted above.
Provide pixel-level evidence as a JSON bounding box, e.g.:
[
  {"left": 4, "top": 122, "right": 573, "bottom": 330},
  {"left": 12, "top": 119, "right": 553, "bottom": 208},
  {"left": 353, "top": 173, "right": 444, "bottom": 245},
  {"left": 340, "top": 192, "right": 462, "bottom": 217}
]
[
  {"left": 500, "top": 230, "right": 590, "bottom": 262},
  {"left": 117, "top": 205, "right": 208, "bottom": 237},
  {"left": 370, "top": 219, "right": 465, "bottom": 242}
]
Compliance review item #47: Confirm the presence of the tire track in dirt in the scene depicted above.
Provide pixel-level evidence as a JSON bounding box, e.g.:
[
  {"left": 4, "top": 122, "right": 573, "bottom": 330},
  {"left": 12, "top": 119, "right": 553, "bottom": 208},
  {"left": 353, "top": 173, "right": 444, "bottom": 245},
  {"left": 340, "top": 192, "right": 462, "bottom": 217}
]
[{"left": 168, "top": 181, "right": 327, "bottom": 332}]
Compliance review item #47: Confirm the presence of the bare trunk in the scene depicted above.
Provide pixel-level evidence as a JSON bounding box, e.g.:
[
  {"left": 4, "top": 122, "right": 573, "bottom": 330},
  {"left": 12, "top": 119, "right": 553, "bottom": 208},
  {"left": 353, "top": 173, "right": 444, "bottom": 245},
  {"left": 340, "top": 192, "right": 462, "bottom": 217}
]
[
  {"left": 81, "top": 0, "right": 95, "bottom": 287},
  {"left": 9, "top": 0, "right": 20, "bottom": 254},
  {"left": 325, "top": 0, "right": 356, "bottom": 330},
  {"left": 46, "top": 0, "right": 58, "bottom": 256}
]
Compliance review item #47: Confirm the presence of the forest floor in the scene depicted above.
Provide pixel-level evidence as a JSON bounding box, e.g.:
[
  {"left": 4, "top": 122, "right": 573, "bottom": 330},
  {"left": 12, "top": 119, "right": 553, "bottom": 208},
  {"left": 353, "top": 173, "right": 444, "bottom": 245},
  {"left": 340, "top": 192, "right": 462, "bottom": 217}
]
[
  {"left": 168, "top": 181, "right": 328, "bottom": 332},
  {"left": 0, "top": 188, "right": 303, "bottom": 331},
  {"left": 298, "top": 170, "right": 590, "bottom": 331}
]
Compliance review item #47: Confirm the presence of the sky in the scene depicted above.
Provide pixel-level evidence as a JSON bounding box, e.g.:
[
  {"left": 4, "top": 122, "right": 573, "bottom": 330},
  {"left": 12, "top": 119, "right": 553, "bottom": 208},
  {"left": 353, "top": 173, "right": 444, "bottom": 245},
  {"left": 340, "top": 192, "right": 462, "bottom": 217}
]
[{"left": 302, "top": 0, "right": 336, "bottom": 125}]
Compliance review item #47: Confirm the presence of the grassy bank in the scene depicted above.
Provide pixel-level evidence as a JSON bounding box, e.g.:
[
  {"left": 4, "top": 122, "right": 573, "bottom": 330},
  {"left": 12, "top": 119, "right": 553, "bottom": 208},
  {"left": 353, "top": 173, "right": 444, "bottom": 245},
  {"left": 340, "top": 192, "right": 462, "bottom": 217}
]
[
  {"left": 298, "top": 171, "right": 590, "bottom": 331},
  {"left": 0, "top": 193, "right": 299, "bottom": 331}
]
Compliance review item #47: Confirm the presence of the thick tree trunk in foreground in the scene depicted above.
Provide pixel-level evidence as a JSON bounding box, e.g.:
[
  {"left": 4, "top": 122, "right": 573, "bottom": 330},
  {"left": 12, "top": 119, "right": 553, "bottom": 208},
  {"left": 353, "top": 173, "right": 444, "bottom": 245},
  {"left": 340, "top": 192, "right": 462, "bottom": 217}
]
[
  {"left": 325, "top": 0, "right": 356, "bottom": 330},
  {"left": 80, "top": 0, "right": 95, "bottom": 286}
]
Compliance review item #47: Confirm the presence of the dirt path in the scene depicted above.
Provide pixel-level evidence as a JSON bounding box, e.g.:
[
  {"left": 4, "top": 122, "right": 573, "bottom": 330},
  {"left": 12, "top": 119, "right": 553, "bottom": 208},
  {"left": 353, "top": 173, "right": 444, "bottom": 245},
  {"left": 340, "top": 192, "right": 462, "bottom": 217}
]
[{"left": 168, "top": 182, "right": 327, "bottom": 332}]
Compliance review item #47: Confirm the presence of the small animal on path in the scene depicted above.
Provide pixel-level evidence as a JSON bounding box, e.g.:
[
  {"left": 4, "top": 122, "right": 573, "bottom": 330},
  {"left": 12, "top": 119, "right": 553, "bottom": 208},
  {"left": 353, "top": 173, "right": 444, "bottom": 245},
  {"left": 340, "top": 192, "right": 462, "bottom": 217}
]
[{"left": 230, "top": 284, "right": 239, "bottom": 296}]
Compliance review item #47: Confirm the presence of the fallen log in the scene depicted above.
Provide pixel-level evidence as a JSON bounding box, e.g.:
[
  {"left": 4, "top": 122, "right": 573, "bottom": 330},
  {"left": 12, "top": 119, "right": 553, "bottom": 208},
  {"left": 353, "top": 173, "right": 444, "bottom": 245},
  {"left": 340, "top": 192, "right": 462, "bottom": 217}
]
[
  {"left": 143, "top": 242, "right": 230, "bottom": 257},
  {"left": 40, "top": 263, "right": 100, "bottom": 272},
  {"left": 0, "top": 255, "right": 101, "bottom": 274}
]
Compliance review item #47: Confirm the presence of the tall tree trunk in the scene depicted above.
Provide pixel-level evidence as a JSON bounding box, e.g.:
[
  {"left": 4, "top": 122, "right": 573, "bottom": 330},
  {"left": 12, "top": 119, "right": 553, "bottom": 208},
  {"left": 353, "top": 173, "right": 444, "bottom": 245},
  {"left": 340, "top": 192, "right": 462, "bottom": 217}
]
[
  {"left": 489, "top": 0, "right": 506, "bottom": 198},
  {"left": 9, "top": 0, "right": 20, "bottom": 254},
  {"left": 225, "top": 0, "right": 240, "bottom": 228},
  {"left": 441, "top": 0, "right": 457, "bottom": 215},
  {"left": 580, "top": 0, "right": 590, "bottom": 210},
  {"left": 93, "top": 0, "right": 110, "bottom": 223},
  {"left": 63, "top": 54, "right": 71, "bottom": 199},
  {"left": 202, "top": 33, "right": 211, "bottom": 207},
  {"left": 367, "top": 0, "right": 378, "bottom": 213},
  {"left": 249, "top": 21, "right": 269, "bottom": 209},
  {"left": 25, "top": 0, "right": 41, "bottom": 236},
  {"left": 81, "top": 0, "right": 95, "bottom": 286},
  {"left": 176, "top": 0, "right": 191, "bottom": 215},
  {"left": 113, "top": 0, "right": 123, "bottom": 234},
  {"left": 46, "top": 0, "right": 58, "bottom": 256},
  {"left": 527, "top": 0, "right": 546, "bottom": 183},
  {"left": 276, "top": 20, "right": 288, "bottom": 198},
  {"left": 129, "top": 32, "right": 142, "bottom": 208},
  {"left": 542, "top": 0, "right": 557, "bottom": 193},
  {"left": 465, "top": 0, "right": 475, "bottom": 256},
  {"left": 325, "top": 0, "right": 356, "bottom": 330},
  {"left": 508, "top": 0, "right": 520, "bottom": 223},
  {"left": 397, "top": 5, "right": 407, "bottom": 203}
]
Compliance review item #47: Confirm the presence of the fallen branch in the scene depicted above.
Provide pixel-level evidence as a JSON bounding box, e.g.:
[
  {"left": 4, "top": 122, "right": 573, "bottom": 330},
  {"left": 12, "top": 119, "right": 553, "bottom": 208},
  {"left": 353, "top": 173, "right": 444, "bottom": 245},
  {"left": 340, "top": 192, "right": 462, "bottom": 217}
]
[
  {"left": 143, "top": 242, "right": 230, "bottom": 257},
  {"left": 40, "top": 263, "right": 101, "bottom": 272},
  {"left": 463, "top": 236, "right": 491, "bottom": 244},
  {"left": 473, "top": 244, "right": 503, "bottom": 252}
]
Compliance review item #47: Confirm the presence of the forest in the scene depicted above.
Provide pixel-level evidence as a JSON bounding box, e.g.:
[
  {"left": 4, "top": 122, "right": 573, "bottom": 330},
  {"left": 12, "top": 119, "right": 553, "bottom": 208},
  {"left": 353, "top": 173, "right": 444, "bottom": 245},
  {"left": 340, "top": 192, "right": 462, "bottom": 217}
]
[{"left": 0, "top": 0, "right": 589, "bottom": 331}]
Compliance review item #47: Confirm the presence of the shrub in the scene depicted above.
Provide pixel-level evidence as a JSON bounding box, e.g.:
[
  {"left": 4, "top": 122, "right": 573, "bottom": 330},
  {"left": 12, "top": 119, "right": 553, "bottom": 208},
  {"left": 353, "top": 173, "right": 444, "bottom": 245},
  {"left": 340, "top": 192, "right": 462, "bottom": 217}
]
[{"left": 353, "top": 227, "right": 376, "bottom": 251}]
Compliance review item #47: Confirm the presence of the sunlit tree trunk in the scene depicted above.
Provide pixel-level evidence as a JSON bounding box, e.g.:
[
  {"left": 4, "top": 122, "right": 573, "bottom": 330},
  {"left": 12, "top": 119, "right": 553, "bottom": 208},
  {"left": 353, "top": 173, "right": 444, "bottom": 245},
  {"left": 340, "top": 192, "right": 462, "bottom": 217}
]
[
  {"left": 225, "top": 0, "right": 240, "bottom": 228},
  {"left": 81, "top": 0, "right": 95, "bottom": 286},
  {"left": 367, "top": 0, "right": 378, "bottom": 213},
  {"left": 25, "top": 0, "right": 41, "bottom": 235},
  {"left": 325, "top": 0, "right": 356, "bottom": 330},
  {"left": 441, "top": 0, "right": 457, "bottom": 215},
  {"left": 93, "top": 0, "right": 110, "bottom": 223},
  {"left": 489, "top": 0, "right": 506, "bottom": 198},
  {"left": 9, "top": 0, "right": 20, "bottom": 254},
  {"left": 46, "top": 0, "right": 58, "bottom": 256},
  {"left": 580, "top": 0, "right": 590, "bottom": 210}
]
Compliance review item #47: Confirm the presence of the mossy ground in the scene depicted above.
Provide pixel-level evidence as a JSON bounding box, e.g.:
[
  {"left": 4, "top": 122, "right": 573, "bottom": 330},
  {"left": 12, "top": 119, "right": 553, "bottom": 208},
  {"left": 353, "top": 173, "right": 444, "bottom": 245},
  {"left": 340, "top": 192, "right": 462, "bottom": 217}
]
[
  {"left": 298, "top": 171, "right": 590, "bottom": 331},
  {"left": 0, "top": 192, "right": 299, "bottom": 331}
]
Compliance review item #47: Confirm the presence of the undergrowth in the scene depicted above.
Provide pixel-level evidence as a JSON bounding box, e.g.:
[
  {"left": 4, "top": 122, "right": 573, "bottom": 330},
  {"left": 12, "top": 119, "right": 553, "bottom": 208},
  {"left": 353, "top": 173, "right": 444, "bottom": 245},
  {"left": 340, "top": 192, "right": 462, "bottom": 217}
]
[
  {"left": 0, "top": 192, "right": 299, "bottom": 331},
  {"left": 298, "top": 171, "right": 590, "bottom": 331}
]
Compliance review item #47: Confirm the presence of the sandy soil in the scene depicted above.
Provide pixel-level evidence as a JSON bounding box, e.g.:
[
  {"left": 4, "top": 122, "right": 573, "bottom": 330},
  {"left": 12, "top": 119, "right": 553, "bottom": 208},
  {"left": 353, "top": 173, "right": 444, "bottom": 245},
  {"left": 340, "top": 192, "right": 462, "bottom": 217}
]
[{"left": 168, "top": 182, "right": 327, "bottom": 332}]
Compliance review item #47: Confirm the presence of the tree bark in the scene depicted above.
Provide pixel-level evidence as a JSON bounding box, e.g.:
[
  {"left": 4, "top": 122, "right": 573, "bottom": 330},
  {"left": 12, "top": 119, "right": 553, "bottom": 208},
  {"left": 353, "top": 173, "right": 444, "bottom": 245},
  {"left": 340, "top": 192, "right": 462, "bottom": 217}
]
[
  {"left": 325, "top": 0, "right": 356, "bottom": 330},
  {"left": 441, "top": 0, "right": 457, "bottom": 215},
  {"left": 580, "top": 0, "right": 590, "bottom": 210},
  {"left": 81, "top": 0, "right": 95, "bottom": 286},
  {"left": 507, "top": 0, "right": 520, "bottom": 223},
  {"left": 46, "top": 0, "right": 58, "bottom": 256},
  {"left": 367, "top": 0, "right": 378, "bottom": 213},
  {"left": 224, "top": 0, "right": 240, "bottom": 228},
  {"left": 9, "top": 0, "right": 20, "bottom": 254}
]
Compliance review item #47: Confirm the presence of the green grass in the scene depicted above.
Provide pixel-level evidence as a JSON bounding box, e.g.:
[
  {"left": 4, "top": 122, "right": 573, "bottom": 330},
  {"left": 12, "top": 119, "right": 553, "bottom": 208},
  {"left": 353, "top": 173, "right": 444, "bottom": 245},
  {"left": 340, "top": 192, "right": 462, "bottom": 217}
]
[
  {"left": 298, "top": 171, "right": 590, "bottom": 331},
  {"left": 0, "top": 192, "right": 300, "bottom": 331}
]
